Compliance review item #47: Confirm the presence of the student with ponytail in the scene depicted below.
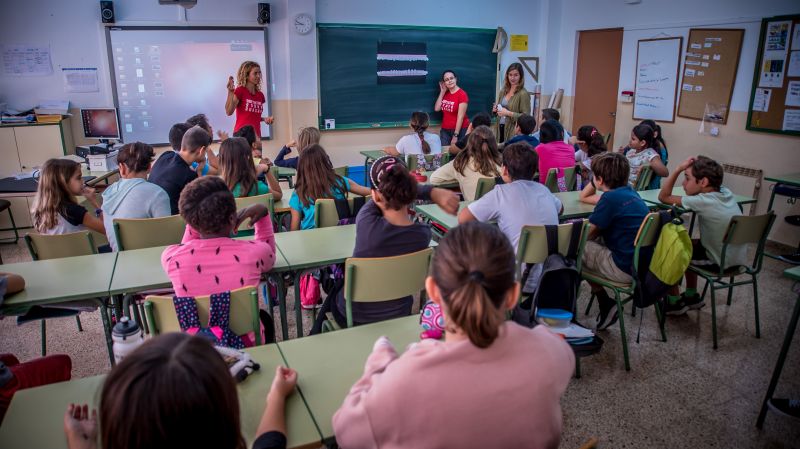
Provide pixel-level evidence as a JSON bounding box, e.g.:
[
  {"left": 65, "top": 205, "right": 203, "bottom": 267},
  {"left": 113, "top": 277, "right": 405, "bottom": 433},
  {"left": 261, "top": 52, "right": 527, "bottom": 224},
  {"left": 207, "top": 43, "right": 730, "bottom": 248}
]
[
  {"left": 429, "top": 125, "right": 501, "bottom": 201},
  {"left": 574, "top": 125, "right": 608, "bottom": 185},
  {"left": 333, "top": 222, "right": 573, "bottom": 448},
  {"left": 625, "top": 123, "right": 668, "bottom": 187},
  {"left": 310, "top": 156, "right": 458, "bottom": 333},
  {"left": 638, "top": 119, "right": 669, "bottom": 188},
  {"left": 383, "top": 111, "right": 442, "bottom": 157}
]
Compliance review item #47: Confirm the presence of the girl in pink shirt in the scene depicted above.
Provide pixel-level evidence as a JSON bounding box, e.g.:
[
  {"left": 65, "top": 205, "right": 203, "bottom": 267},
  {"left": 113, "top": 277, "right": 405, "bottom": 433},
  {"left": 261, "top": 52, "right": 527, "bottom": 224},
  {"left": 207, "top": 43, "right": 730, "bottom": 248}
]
[
  {"left": 161, "top": 176, "right": 276, "bottom": 297},
  {"left": 536, "top": 120, "right": 576, "bottom": 191},
  {"left": 333, "top": 222, "right": 574, "bottom": 449}
]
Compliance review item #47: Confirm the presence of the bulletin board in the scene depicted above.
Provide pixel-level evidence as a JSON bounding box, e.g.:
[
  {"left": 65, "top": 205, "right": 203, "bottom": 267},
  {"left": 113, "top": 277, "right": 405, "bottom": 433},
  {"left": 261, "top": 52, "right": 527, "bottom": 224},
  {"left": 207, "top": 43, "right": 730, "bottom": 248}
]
[
  {"left": 633, "top": 37, "right": 682, "bottom": 123},
  {"left": 677, "top": 28, "right": 744, "bottom": 124},
  {"left": 746, "top": 14, "right": 800, "bottom": 137}
]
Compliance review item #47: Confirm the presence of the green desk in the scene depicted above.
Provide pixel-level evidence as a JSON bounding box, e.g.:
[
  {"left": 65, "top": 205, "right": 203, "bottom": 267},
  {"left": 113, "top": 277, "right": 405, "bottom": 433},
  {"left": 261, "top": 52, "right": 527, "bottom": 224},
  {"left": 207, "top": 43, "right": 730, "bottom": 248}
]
[
  {"left": 275, "top": 188, "right": 293, "bottom": 213},
  {"left": 0, "top": 344, "right": 321, "bottom": 449},
  {"left": 274, "top": 166, "right": 297, "bottom": 188},
  {"left": 757, "top": 265, "right": 800, "bottom": 428},
  {"left": 275, "top": 226, "right": 357, "bottom": 337},
  {"left": 277, "top": 315, "right": 422, "bottom": 443},
  {"left": 360, "top": 150, "right": 385, "bottom": 187},
  {"left": 765, "top": 172, "right": 800, "bottom": 210},
  {"left": 414, "top": 202, "right": 460, "bottom": 231},
  {"left": 0, "top": 253, "right": 119, "bottom": 363},
  {"left": 637, "top": 187, "right": 756, "bottom": 207},
  {"left": 554, "top": 190, "right": 597, "bottom": 220}
]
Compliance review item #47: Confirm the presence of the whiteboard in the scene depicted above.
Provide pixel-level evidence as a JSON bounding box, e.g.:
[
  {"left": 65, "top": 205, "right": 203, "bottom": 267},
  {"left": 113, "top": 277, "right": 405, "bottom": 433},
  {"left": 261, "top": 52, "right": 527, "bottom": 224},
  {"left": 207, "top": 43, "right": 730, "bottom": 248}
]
[
  {"left": 106, "top": 27, "right": 271, "bottom": 144},
  {"left": 633, "top": 37, "right": 683, "bottom": 122}
]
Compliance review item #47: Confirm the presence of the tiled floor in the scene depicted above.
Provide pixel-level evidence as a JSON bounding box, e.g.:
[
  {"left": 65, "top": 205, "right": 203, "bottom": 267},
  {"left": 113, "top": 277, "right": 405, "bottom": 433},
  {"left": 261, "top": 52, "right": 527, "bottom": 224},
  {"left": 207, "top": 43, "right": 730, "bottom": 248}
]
[{"left": 1, "top": 240, "right": 798, "bottom": 448}]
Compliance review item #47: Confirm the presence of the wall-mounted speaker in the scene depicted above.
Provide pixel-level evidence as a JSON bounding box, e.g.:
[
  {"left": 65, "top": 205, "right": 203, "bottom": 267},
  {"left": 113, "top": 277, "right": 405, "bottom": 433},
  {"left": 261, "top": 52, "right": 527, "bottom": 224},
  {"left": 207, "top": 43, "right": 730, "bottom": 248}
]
[
  {"left": 258, "top": 3, "right": 270, "bottom": 25},
  {"left": 100, "top": 1, "right": 115, "bottom": 24}
]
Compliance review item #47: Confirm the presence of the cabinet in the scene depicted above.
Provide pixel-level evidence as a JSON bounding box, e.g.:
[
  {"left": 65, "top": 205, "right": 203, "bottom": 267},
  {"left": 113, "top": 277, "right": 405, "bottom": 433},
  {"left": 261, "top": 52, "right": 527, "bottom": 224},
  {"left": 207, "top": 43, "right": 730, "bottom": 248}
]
[{"left": 0, "top": 119, "right": 74, "bottom": 178}]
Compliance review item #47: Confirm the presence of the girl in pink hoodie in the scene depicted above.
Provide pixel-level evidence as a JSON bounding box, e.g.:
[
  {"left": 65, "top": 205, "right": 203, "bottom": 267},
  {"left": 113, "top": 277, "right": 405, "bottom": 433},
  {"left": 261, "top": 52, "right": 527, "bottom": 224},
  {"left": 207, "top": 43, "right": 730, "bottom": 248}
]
[{"left": 333, "top": 222, "right": 574, "bottom": 449}]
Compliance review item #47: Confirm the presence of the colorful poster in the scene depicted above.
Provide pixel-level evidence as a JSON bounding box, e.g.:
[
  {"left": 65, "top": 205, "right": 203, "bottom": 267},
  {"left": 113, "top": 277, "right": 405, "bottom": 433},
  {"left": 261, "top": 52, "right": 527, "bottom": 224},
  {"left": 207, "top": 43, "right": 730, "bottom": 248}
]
[
  {"left": 759, "top": 21, "right": 791, "bottom": 88},
  {"left": 510, "top": 35, "right": 528, "bottom": 52}
]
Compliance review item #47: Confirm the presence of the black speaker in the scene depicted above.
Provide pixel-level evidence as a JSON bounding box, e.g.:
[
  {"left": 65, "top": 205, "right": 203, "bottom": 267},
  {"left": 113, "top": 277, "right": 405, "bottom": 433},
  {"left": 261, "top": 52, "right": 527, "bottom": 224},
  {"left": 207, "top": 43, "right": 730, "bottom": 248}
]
[
  {"left": 257, "top": 3, "right": 270, "bottom": 25},
  {"left": 100, "top": 1, "right": 115, "bottom": 23}
]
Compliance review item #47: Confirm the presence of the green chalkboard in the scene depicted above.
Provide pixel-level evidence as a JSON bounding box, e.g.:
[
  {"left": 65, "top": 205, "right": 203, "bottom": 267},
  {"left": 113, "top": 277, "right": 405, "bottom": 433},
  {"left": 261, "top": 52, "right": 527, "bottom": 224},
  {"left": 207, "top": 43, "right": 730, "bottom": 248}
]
[{"left": 317, "top": 24, "right": 498, "bottom": 130}]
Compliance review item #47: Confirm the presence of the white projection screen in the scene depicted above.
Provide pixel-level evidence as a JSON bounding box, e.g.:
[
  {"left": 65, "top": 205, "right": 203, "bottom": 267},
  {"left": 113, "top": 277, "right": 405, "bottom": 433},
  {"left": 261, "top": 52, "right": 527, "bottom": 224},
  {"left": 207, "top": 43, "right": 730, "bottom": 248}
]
[{"left": 106, "top": 27, "right": 271, "bottom": 144}]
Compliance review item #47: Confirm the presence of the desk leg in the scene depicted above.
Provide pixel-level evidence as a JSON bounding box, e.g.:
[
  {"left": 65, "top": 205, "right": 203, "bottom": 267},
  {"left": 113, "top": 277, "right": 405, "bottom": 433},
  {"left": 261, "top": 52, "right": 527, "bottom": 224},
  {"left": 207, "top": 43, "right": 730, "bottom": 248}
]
[
  {"left": 294, "top": 272, "right": 304, "bottom": 338},
  {"left": 757, "top": 293, "right": 800, "bottom": 428},
  {"left": 97, "top": 298, "right": 116, "bottom": 367},
  {"left": 271, "top": 273, "right": 289, "bottom": 341}
]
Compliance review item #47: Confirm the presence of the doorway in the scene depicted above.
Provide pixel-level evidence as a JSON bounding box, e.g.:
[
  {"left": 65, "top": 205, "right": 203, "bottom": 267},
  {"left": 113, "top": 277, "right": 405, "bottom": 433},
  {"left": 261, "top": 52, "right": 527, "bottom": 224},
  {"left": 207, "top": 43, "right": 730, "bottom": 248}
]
[{"left": 572, "top": 28, "right": 624, "bottom": 141}]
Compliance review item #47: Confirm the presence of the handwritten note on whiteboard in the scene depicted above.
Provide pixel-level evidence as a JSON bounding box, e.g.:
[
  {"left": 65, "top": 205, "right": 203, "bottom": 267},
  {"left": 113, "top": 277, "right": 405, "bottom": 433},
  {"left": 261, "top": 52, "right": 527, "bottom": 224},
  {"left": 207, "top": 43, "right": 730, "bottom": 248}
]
[{"left": 634, "top": 37, "right": 683, "bottom": 122}]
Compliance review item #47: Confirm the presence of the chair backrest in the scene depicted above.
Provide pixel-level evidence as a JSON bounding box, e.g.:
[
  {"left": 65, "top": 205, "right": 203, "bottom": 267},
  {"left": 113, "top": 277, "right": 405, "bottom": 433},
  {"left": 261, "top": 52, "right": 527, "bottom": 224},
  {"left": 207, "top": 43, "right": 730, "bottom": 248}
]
[
  {"left": 113, "top": 214, "right": 186, "bottom": 251},
  {"left": 517, "top": 220, "right": 587, "bottom": 266},
  {"left": 634, "top": 165, "right": 654, "bottom": 191},
  {"left": 314, "top": 196, "right": 366, "bottom": 228},
  {"left": 721, "top": 212, "right": 776, "bottom": 270},
  {"left": 24, "top": 231, "right": 96, "bottom": 260},
  {"left": 343, "top": 248, "right": 433, "bottom": 327},
  {"left": 631, "top": 212, "right": 661, "bottom": 274},
  {"left": 405, "top": 153, "right": 449, "bottom": 172},
  {"left": 544, "top": 166, "right": 577, "bottom": 193},
  {"left": 474, "top": 177, "right": 497, "bottom": 200},
  {"left": 333, "top": 166, "right": 348, "bottom": 177},
  {"left": 233, "top": 193, "right": 275, "bottom": 232},
  {"left": 144, "top": 286, "right": 260, "bottom": 344}
]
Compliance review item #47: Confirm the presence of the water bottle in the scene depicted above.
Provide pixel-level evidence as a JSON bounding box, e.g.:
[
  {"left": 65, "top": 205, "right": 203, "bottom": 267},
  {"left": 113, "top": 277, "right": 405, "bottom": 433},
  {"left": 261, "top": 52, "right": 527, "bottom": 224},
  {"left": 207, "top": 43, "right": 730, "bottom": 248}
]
[{"left": 112, "top": 317, "right": 144, "bottom": 364}]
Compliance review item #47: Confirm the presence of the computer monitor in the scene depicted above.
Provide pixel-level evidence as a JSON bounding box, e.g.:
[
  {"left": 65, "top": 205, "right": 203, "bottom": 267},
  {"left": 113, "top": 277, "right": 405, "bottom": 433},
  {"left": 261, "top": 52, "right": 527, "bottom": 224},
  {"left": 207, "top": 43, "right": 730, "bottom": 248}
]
[{"left": 81, "top": 108, "right": 121, "bottom": 141}]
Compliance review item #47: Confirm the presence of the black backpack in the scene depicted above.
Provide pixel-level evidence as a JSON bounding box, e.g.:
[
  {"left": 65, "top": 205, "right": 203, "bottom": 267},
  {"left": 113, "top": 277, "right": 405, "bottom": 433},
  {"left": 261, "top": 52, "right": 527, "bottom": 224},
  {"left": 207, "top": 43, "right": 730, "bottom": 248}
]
[{"left": 333, "top": 196, "right": 366, "bottom": 225}]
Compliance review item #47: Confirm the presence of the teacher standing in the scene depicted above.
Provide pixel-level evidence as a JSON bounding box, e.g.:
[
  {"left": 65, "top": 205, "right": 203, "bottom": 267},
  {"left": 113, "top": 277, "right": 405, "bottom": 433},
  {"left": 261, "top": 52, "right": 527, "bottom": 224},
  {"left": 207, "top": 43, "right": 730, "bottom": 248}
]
[
  {"left": 434, "top": 70, "right": 470, "bottom": 147},
  {"left": 493, "top": 63, "right": 530, "bottom": 143},
  {"left": 225, "top": 60, "right": 274, "bottom": 138}
]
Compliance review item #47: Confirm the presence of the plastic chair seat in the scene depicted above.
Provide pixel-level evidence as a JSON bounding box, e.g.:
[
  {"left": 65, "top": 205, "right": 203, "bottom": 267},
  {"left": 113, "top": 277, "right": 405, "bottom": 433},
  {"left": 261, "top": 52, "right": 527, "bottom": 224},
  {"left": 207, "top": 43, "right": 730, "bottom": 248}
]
[{"left": 688, "top": 264, "right": 747, "bottom": 278}]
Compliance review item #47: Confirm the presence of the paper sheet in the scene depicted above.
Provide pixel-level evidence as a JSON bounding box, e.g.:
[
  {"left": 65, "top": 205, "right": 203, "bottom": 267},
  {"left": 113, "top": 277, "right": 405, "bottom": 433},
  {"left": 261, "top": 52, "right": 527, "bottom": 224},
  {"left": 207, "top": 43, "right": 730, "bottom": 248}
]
[
  {"left": 2, "top": 44, "right": 52, "bottom": 76},
  {"left": 62, "top": 68, "right": 99, "bottom": 93},
  {"left": 793, "top": 24, "right": 800, "bottom": 51},
  {"left": 753, "top": 88, "right": 772, "bottom": 112},
  {"left": 786, "top": 81, "right": 800, "bottom": 107},
  {"left": 788, "top": 51, "right": 800, "bottom": 77},
  {"left": 760, "top": 21, "right": 791, "bottom": 88},
  {"left": 783, "top": 109, "right": 800, "bottom": 131}
]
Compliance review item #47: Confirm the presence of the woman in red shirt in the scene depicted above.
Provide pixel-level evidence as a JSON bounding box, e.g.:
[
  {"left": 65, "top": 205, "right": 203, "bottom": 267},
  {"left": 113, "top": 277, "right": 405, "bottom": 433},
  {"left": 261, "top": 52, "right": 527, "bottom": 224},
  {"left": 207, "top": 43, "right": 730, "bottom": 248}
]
[
  {"left": 434, "top": 69, "right": 470, "bottom": 147},
  {"left": 225, "top": 61, "right": 274, "bottom": 138}
]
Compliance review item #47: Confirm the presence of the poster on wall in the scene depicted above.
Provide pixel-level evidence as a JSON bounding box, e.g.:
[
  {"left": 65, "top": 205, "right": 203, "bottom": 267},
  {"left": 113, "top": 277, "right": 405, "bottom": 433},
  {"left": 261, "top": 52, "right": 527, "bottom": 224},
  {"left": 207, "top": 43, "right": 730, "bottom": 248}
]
[
  {"left": 633, "top": 37, "right": 683, "bottom": 122},
  {"left": 759, "top": 20, "right": 791, "bottom": 88}
]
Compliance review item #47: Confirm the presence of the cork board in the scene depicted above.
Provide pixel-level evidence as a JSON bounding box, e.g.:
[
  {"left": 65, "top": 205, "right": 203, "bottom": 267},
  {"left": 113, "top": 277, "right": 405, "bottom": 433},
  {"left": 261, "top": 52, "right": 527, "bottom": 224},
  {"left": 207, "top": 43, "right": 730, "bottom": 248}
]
[
  {"left": 677, "top": 28, "right": 744, "bottom": 124},
  {"left": 746, "top": 15, "right": 800, "bottom": 137}
]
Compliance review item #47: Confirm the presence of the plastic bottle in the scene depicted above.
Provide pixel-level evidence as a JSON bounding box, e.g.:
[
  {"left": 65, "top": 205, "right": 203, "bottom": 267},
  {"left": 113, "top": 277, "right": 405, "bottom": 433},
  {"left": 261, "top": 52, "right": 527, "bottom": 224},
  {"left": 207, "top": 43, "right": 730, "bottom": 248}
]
[{"left": 112, "top": 316, "right": 144, "bottom": 364}]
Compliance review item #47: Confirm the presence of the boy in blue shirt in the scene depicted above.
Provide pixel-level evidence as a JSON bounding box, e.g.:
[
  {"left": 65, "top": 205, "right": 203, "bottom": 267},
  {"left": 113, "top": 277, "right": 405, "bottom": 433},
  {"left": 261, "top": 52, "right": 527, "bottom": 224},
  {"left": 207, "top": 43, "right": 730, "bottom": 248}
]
[
  {"left": 503, "top": 113, "right": 540, "bottom": 148},
  {"left": 580, "top": 152, "right": 649, "bottom": 330}
]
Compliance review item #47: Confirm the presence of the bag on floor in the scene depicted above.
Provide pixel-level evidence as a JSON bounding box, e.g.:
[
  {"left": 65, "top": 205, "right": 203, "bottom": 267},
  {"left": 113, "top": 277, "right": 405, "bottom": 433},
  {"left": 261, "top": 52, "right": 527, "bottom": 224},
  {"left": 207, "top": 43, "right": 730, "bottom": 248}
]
[
  {"left": 639, "top": 209, "right": 692, "bottom": 308},
  {"left": 299, "top": 271, "right": 321, "bottom": 309}
]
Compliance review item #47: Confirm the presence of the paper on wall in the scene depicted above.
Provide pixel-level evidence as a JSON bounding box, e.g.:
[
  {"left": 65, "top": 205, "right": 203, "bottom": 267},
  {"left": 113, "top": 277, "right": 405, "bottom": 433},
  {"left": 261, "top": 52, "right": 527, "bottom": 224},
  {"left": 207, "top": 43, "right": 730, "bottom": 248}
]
[
  {"left": 788, "top": 51, "right": 800, "bottom": 77},
  {"left": 694, "top": 85, "right": 703, "bottom": 92},
  {"left": 686, "top": 60, "right": 701, "bottom": 66},
  {"left": 685, "top": 68, "right": 696, "bottom": 77},
  {"left": 701, "top": 62, "right": 709, "bottom": 68},
  {"left": 782, "top": 109, "right": 800, "bottom": 132},
  {"left": 697, "top": 71, "right": 705, "bottom": 76},
  {"left": 760, "top": 21, "right": 791, "bottom": 88},
  {"left": 62, "top": 68, "right": 99, "bottom": 93},
  {"left": 682, "top": 83, "right": 694, "bottom": 91},
  {"left": 792, "top": 24, "right": 800, "bottom": 51},
  {"left": 713, "top": 54, "right": 721, "bottom": 61},
  {"left": 702, "top": 54, "right": 710, "bottom": 60},
  {"left": 704, "top": 43, "right": 713, "bottom": 48},
  {"left": 786, "top": 81, "right": 800, "bottom": 107},
  {"left": 691, "top": 43, "right": 702, "bottom": 49},
  {"left": 2, "top": 44, "right": 52, "bottom": 76},
  {"left": 753, "top": 88, "right": 771, "bottom": 112}
]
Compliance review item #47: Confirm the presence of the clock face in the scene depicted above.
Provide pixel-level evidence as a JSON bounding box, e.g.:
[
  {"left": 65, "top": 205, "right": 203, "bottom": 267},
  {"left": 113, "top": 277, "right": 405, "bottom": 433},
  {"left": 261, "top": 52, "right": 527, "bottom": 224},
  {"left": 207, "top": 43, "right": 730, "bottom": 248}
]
[{"left": 294, "top": 14, "right": 313, "bottom": 35}]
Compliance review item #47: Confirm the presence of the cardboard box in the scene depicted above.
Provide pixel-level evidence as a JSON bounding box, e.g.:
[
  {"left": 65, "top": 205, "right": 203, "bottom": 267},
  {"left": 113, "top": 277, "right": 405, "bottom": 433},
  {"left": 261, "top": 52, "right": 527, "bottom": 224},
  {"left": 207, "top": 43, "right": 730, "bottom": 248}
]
[{"left": 87, "top": 150, "right": 118, "bottom": 172}]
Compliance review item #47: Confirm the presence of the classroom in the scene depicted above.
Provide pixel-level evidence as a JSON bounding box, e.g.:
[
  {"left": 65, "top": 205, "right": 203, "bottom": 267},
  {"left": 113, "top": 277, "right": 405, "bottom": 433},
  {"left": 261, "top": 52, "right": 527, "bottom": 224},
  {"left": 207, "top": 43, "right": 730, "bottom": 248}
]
[{"left": 1, "top": 0, "right": 799, "bottom": 448}]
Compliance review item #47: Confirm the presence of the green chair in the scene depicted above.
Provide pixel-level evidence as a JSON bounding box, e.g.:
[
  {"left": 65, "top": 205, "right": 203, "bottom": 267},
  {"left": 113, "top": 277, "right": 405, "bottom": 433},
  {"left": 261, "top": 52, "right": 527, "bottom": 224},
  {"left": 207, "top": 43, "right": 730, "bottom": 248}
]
[
  {"left": 113, "top": 214, "right": 186, "bottom": 250},
  {"left": 634, "top": 165, "right": 654, "bottom": 191},
  {"left": 579, "top": 212, "right": 666, "bottom": 371},
  {"left": 405, "top": 153, "right": 449, "bottom": 172},
  {"left": 334, "top": 166, "right": 348, "bottom": 177},
  {"left": 314, "top": 196, "right": 367, "bottom": 229},
  {"left": 234, "top": 193, "right": 275, "bottom": 233},
  {"left": 0, "top": 199, "right": 19, "bottom": 244},
  {"left": 688, "top": 212, "right": 776, "bottom": 349},
  {"left": 144, "top": 286, "right": 262, "bottom": 346},
  {"left": 543, "top": 166, "right": 577, "bottom": 193},
  {"left": 24, "top": 232, "right": 95, "bottom": 355},
  {"left": 322, "top": 248, "right": 433, "bottom": 332},
  {"left": 474, "top": 177, "right": 497, "bottom": 200}
]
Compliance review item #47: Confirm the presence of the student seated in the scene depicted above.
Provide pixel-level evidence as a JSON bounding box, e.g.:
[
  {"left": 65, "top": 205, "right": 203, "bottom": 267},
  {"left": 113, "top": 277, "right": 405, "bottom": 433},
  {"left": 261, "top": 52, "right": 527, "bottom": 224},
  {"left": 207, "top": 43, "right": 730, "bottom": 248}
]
[
  {"left": 161, "top": 176, "right": 276, "bottom": 297},
  {"left": 289, "top": 144, "right": 371, "bottom": 231},
  {"left": 535, "top": 120, "right": 576, "bottom": 190},
  {"left": 310, "top": 156, "right": 459, "bottom": 333},
  {"left": 63, "top": 333, "right": 298, "bottom": 449},
  {"left": 218, "top": 136, "right": 282, "bottom": 201},
  {"left": 32, "top": 159, "right": 105, "bottom": 236},
  {"left": 502, "top": 113, "right": 540, "bottom": 148},
  {"left": 101, "top": 142, "right": 171, "bottom": 251},
  {"left": 429, "top": 125, "right": 501, "bottom": 201},
  {"left": 625, "top": 123, "right": 668, "bottom": 187},
  {"left": 533, "top": 108, "right": 572, "bottom": 143},
  {"left": 383, "top": 111, "right": 442, "bottom": 158},
  {"left": 579, "top": 152, "right": 649, "bottom": 330},
  {"left": 458, "top": 142, "right": 562, "bottom": 292},
  {"left": 233, "top": 124, "right": 264, "bottom": 159},
  {"left": 149, "top": 125, "right": 209, "bottom": 215},
  {"left": 274, "top": 127, "right": 321, "bottom": 169},
  {"left": 333, "top": 222, "right": 574, "bottom": 448},
  {"left": 639, "top": 119, "right": 669, "bottom": 189},
  {"left": 658, "top": 156, "right": 747, "bottom": 315},
  {"left": 453, "top": 112, "right": 492, "bottom": 152},
  {"left": 186, "top": 113, "right": 225, "bottom": 176}
]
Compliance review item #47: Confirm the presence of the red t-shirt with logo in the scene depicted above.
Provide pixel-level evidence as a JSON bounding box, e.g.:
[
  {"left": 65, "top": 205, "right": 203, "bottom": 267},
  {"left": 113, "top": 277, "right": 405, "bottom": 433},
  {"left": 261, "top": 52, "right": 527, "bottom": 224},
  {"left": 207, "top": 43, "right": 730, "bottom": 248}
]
[
  {"left": 234, "top": 86, "right": 265, "bottom": 137},
  {"left": 440, "top": 88, "right": 470, "bottom": 130}
]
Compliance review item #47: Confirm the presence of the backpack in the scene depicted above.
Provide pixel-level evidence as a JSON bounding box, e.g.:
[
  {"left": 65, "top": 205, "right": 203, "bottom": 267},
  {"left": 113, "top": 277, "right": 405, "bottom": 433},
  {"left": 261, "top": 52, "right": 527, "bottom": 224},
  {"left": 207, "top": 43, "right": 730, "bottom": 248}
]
[
  {"left": 319, "top": 196, "right": 367, "bottom": 296},
  {"left": 334, "top": 196, "right": 366, "bottom": 226},
  {"left": 639, "top": 209, "right": 692, "bottom": 308},
  {"left": 299, "top": 271, "right": 322, "bottom": 309}
]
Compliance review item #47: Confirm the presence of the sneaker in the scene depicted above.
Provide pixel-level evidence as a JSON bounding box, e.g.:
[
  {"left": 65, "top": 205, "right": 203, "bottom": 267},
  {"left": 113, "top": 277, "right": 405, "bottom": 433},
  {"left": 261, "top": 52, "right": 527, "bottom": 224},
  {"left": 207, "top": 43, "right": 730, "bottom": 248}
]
[
  {"left": 681, "top": 292, "right": 705, "bottom": 310},
  {"left": 665, "top": 299, "right": 689, "bottom": 315},
  {"left": 767, "top": 398, "right": 800, "bottom": 420},
  {"left": 595, "top": 302, "right": 619, "bottom": 330}
]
